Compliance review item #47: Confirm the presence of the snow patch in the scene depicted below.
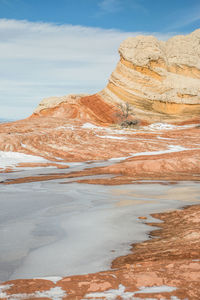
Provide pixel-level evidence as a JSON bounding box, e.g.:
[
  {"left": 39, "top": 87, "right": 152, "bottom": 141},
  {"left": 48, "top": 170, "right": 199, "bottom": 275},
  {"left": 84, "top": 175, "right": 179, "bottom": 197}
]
[
  {"left": 192, "top": 259, "right": 200, "bottom": 262},
  {"left": 84, "top": 284, "right": 177, "bottom": 299},
  {"left": 35, "top": 287, "right": 66, "bottom": 300},
  {"left": 109, "top": 145, "right": 186, "bottom": 162},
  {"left": 109, "top": 155, "right": 132, "bottom": 161},
  {"left": 131, "top": 145, "right": 186, "bottom": 158},
  {"left": 138, "top": 285, "right": 177, "bottom": 293},
  {"left": 0, "top": 286, "right": 66, "bottom": 300},
  {"left": 145, "top": 123, "right": 177, "bottom": 131},
  {"left": 82, "top": 123, "right": 100, "bottom": 129},
  {"left": 145, "top": 122, "right": 199, "bottom": 131},
  {"left": 0, "top": 284, "right": 13, "bottom": 299},
  {"left": 84, "top": 284, "right": 135, "bottom": 299},
  {"left": 0, "top": 151, "right": 48, "bottom": 169},
  {"left": 55, "top": 125, "right": 74, "bottom": 130},
  {"left": 96, "top": 135, "right": 127, "bottom": 140}
]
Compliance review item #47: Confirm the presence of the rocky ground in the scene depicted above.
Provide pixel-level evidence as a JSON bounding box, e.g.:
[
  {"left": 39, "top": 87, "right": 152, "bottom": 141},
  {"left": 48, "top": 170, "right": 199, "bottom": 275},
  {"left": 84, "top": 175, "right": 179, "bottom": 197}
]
[
  {"left": 0, "top": 115, "right": 200, "bottom": 299},
  {"left": 0, "top": 113, "right": 199, "bottom": 184}
]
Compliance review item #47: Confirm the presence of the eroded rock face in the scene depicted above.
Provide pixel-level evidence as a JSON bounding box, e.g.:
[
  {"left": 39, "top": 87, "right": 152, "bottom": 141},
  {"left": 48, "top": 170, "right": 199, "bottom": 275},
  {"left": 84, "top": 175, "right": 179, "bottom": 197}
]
[
  {"left": 32, "top": 94, "right": 119, "bottom": 125},
  {"left": 33, "top": 30, "right": 200, "bottom": 124},
  {"left": 100, "top": 29, "right": 200, "bottom": 121}
]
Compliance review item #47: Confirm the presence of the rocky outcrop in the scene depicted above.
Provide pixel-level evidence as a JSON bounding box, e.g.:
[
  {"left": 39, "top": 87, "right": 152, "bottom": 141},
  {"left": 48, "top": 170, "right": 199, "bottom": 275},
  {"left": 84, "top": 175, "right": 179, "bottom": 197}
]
[
  {"left": 33, "top": 94, "right": 119, "bottom": 125},
  {"left": 34, "top": 30, "right": 200, "bottom": 124},
  {"left": 33, "top": 94, "right": 88, "bottom": 114},
  {"left": 99, "top": 29, "right": 200, "bottom": 121}
]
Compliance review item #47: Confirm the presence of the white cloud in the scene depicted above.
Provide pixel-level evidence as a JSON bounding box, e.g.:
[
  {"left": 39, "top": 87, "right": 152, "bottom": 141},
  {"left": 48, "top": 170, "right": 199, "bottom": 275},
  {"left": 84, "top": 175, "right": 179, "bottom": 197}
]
[
  {"left": 167, "top": 4, "right": 200, "bottom": 30},
  {"left": 0, "top": 19, "right": 173, "bottom": 120},
  {"left": 98, "top": 0, "right": 122, "bottom": 13},
  {"left": 98, "top": 0, "right": 146, "bottom": 14}
]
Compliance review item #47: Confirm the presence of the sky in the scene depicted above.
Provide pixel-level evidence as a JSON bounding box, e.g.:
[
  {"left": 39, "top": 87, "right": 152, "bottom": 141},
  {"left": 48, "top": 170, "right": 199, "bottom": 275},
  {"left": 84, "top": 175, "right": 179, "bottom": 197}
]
[{"left": 0, "top": 0, "right": 200, "bottom": 120}]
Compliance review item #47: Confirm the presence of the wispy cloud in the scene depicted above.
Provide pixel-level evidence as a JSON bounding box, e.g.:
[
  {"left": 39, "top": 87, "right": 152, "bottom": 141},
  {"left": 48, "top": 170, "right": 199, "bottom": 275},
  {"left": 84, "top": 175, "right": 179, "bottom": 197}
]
[
  {"left": 0, "top": 19, "right": 173, "bottom": 120},
  {"left": 98, "top": 0, "right": 122, "bottom": 13},
  {"left": 167, "top": 3, "right": 200, "bottom": 30},
  {"left": 98, "top": 0, "right": 146, "bottom": 14}
]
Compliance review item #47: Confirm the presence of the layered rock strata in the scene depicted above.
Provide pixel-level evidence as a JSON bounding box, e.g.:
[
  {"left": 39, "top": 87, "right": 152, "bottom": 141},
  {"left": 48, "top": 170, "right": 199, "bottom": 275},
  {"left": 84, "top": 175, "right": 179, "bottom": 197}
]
[
  {"left": 0, "top": 119, "right": 200, "bottom": 183},
  {"left": 33, "top": 30, "right": 200, "bottom": 123},
  {"left": 32, "top": 94, "right": 119, "bottom": 125},
  {"left": 99, "top": 29, "right": 200, "bottom": 121}
]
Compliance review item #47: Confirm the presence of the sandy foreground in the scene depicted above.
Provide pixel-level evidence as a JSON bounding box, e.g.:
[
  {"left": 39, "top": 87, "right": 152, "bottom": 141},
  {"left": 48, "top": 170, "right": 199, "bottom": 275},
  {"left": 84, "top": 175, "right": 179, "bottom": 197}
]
[{"left": 0, "top": 118, "right": 200, "bottom": 299}]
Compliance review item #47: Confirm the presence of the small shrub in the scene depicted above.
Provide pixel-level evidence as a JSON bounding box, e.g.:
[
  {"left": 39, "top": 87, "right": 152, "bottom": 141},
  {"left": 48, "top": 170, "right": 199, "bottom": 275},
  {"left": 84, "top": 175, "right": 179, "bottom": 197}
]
[
  {"left": 115, "top": 102, "right": 139, "bottom": 128},
  {"left": 120, "top": 119, "right": 139, "bottom": 128}
]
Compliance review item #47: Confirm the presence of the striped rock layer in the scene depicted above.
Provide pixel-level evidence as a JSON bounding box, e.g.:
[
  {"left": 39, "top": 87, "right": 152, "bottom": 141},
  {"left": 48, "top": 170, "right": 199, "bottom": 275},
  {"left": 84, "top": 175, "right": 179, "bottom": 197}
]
[
  {"left": 34, "top": 29, "right": 200, "bottom": 123},
  {"left": 99, "top": 29, "right": 200, "bottom": 122}
]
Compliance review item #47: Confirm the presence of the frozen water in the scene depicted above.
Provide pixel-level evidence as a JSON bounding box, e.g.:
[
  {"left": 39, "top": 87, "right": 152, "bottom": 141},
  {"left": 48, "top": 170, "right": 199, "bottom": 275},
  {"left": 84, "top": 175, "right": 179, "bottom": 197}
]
[{"left": 0, "top": 177, "right": 199, "bottom": 281}]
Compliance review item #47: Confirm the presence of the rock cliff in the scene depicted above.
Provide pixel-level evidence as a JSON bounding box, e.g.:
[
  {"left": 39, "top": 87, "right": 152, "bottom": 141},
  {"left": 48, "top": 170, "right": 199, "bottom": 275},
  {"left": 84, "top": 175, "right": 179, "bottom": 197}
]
[
  {"left": 34, "top": 29, "right": 200, "bottom": 123},
  {"left": 99, "top": 29, "right": 200, "bottom": 122}
]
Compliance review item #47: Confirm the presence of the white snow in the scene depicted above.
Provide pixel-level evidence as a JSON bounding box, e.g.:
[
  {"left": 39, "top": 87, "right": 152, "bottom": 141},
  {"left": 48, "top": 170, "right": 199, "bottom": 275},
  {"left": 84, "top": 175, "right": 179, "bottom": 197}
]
[
  {"left": 55, "top": 125, "right": 74, "bottom": 130},
  {"left": 84, "top": 284, "right": 177, "bottom": 299},
  {"left": 0, "top": 287, "right": 66, "bottom": 300},
  {"left": 108, "top": 145, "right": 186, "bottom": 163},
  {"left": 144, "top": 122, "right": 199, "bottom": 131},
  {"left": 96, "top": 135, "right": 127, "bottom": 140},
  {"left": 157, "top": 136, "right": 175, "bottom": 140},
  {"left": 137, "top": 285, "right": 177, "bottom": 293},
  {"left": 0, "top": 151, "right": 48, "bottom": 170},
  {"left": 144, "top": 123, "right": 177, "bottom": 131},
  {"left": 131, "top": 145, "right": 186, "bottom": 158},
  {"left": 82, "top": 123, "right": 100, "bottom": 129},
  {"left": 109, "top": 155, "right": 133, "bottom": 161},
  {"left": 192, "top": 259, "right": 200, "bottom": 262},
  {"left": 35, "top": 287, "right": 66, "bottom": 300},
  {"left": 84, "top": 284, "right": 135, "bottom": 299},
  {"left": 0, "top": 284, "right": 13, "bottom": 299},
  {"left": 34, "top": 276, "right": 62, "bottom": 284}
]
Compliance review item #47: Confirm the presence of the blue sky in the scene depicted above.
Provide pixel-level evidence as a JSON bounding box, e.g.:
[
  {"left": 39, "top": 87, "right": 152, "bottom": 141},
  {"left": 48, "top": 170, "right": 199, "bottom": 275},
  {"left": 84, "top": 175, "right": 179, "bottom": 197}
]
[
  {"left": 0, "top": 0, "right": 200, "bottom": 119},
  {"left": 1, "top": 0, "right": 200, "bottom": 33}
]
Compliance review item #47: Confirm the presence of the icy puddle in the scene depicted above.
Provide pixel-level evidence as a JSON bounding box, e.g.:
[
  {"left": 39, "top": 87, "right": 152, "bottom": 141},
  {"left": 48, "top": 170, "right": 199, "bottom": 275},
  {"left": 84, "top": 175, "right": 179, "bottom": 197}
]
[{"left": 0, "top": 179, "right": 200, "bottom": 281}]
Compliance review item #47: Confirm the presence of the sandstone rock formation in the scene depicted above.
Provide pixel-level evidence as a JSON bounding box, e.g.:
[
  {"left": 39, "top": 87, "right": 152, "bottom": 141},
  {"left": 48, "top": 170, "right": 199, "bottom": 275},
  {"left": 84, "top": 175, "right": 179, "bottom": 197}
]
[
  {"left": 33, "top": 29, "right": 200, "bottom": 124},
  {"left": 32, "top": 94, "right": 119, "bottom": 125},
  {"left": 99, "top": 29, "right": 200, "bottom": 122}
]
